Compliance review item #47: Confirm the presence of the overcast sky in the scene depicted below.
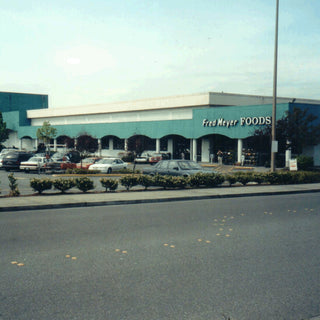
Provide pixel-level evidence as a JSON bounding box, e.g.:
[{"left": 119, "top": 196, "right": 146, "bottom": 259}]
[{"left": 1, "top": 0, "right": 319, "bottom": 108}]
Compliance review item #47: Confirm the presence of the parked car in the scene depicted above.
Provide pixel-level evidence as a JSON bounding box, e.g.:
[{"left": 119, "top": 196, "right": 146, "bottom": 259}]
[
  {"left": 142, "top": 160, "right": 210, "bottom": 177},
  {"left": 20, "top": 156, "right": 47, "bottom": 173},
  {"left": 135, "top": 152, "right": 170, "bottom": 164},
  {"left": 148, "top": 153, "right": 163, "bottom": 164},
  {"left": 2, "top": 151, "right": 33, "bottom": 171},
  {"left": 76, "top": 157, "right": 101, "bottom": 169},
  {"left": 88, "top": 158, "right": 128, "bottom": 173},
  {"left": 42, "top": 151, "right": 81, "bottom": 172},
  {"left": 135, "top": 152, "right": 151, "bottom": 164},
  {"left": 0, "top": 154, "right": 4, "bottom": 169},
  {"left": 0, "top": 148, "right": 19, "bottom": 156}
]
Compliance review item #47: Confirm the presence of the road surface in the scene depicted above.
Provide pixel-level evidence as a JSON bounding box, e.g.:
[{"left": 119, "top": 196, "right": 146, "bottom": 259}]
[{"left": 1, "top": 193, "right": 319, "bottom": 319}]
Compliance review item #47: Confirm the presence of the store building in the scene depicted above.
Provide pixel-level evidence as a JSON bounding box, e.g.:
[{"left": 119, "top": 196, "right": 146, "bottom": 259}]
[{"left": 1, "top": 91, "right": 320, "bottom": 166}]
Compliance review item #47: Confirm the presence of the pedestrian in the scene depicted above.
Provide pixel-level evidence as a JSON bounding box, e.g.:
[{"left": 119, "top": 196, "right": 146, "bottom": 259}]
[{"left": 217, "top": 150, "right": 223, "bottom": 165}]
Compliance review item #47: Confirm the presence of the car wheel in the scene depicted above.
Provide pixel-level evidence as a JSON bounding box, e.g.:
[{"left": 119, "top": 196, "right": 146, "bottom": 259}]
[{"left": 107, "top": 168, "right": 112, "bottom": 174}]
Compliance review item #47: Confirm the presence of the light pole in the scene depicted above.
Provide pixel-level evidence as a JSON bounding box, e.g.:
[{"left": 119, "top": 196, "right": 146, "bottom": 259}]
[{"left": 271, "top": 0, "right": 279, "bottom": 172}]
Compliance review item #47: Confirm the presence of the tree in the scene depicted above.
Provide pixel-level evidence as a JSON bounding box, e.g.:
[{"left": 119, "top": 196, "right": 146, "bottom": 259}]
[
  {"left": 254, "top": 107, "right": 320, "bottom": 155},
  {"left": 0, "top": 112, "right": 9, "bottom": 146},
  {"left": 36, "top": 121, "right": 57, "bottom": 153},
  {"left": 76, "top": 134, "right": 98, "bottom": 156}
]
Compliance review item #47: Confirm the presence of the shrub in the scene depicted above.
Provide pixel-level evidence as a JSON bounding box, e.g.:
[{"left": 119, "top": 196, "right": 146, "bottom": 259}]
[
  {"left": 204, "top": 173, "right": 225, "bottom": 187},
  {"left": 188, "top": 173, "right": 207, "bottom": 188},
  {"left": 121, "top": 152, "right": 135, "bottom": 162},
  {"left": 8, "top": 173, "right": 20, "bottom": 197},
  {"left": 225, "top": 174, "right": 237, "bottom": 186},
  {"left": 161, "top": 176, "right": 188, "bottom": 189},
  {"left": 264, "top": 171, "right": 298, "bottom": 185},
  {"left": 53, "top": 178, "right": 75, "bottom": 193},
  {"left": 30, "top": 178, "right": 52, "bottom": 194},
  {"left": 75, "top": 177, "right": 95, "bottom": 192},
  {"left": 251, "top": 173, "right": 266, "bottom": 185},
  {"left": 65, "top": 168, "right": 100, "bottom": 174},
  {"left": 170, "top": 176, "right": 188, "bottom": 189},
  {"left": 152, "top": 174, "right": 168, "bottom": 189},
  {"left": 138, "top": 175, "right": 154, "bottom": 190},
  {"left": 119, "top": 174, "right": 139, "bottom": 191},
  {"left": 100, "top": 178, "right": 118, "bottom": 192},
  {"left": 297, "top": 155, "right": 314, "bottom": 171},
  {"left": 188, "top": 172, "right": 224, "bottom": 188},
  {"left": 233, "top": 172, "right": 252, "bottom": 185}
]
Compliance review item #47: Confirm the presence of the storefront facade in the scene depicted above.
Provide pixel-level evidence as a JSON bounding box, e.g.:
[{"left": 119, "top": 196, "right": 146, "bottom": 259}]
[{"left": 1, "top": 91, "right": 320, "bottom": 166}]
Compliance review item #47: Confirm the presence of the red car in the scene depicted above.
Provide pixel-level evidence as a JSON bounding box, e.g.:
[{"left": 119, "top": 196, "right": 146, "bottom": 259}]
[
  {"left": 148, "top": 153, "right": 163, "bottom": 164},
  {"left": 76, "top": 157, "right": 102, "bottom": 169}
]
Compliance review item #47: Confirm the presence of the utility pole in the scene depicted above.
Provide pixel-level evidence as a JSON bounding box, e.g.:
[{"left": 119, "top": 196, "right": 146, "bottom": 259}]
[{"left": 271, "top": 0, "right": 279, "bottom": 172}]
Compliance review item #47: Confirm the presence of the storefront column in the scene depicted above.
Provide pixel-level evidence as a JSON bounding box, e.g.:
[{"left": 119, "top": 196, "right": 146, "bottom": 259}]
[
  {"left": 74, "top": 138, "right": 77, "bottom": 150},
  {"left": 53, "top": 138, "right": 57, "bottom": 152},
  {"left": 201, "top": 138, "right": 210, "bottom": 162},
  {"left": 156, "top": 138, "right": 160, "bottom": 153},
  {"left": 167, "top": 139, "right": 173, "bottom": 158},
  {"left": 285, "top": 140, "right": 291, "bottom": 168},
  {"left": 124, "top": 139, "right": 128, "bottom": 152},
  {"left": 98, "top": 138, "right": 101, "bottom": 156},
  {"left": 34, "top": 138, "right": 38, "bottom": 150},
  {"left": 109, "top": 137, "right": 113, "bottom": 150},
  {"left": 191, "top": 139, "right": 197, "bottom": 162},
  {"left": 19, "top": 139, "right": 22, "bottom": 150},
  {"left": 237, "top": 139, "right": 243, "bottom": 164}
]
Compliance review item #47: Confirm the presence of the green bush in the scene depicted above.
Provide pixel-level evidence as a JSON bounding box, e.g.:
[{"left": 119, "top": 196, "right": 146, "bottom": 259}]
[
  {"left": 119, "top": 174, "right": 139, "bottom": 191},
  {"left": 75, "top": 177, "right": 95, "bottom": 192},
  {"left": 65, "top": 168, "right": 100, "bottom": 174},
  {"left": 152, "top": 174, "right": 168, "bottom": 189},
  {"left": 297, "top": 155, "right": 314, "bottom": 171},
  {"left": 53, "top": 178, "right": 75, "bottom": 193},
  {"left": 161, "top": 176, "right": 188, "bottom": 189},
  {"left": 121, "top": 152, "right": 135, "bottom": 162},
  {"left": 204, "top": 173, "right": 225, "bottom": 187},
  {"left": 262, "top": 171, "right": 320, "bottom": 185},
  {"left": 188, "top": 173, "right": 207, "bottom": 187},
  {"left": 225, "top": 174, "right": 237, "bottom": 186},
  {"left": 138, "top": 175, "right": 154, "bottom": 190},
  {"left": 30, "top": 178, "right": 52, "bottom": 194},
  {"left": 251, "top": 173, "right": 266, "bottom": 184},
  {"left": 188, "top": 172, "right": 224, "bottom": 188},
  {"left": 8, "top": 173, "right": 20, "bottom": 197},
  {"left": 233, "top": 172, "right": 252, "bottom": 185},
  {"left": 100, "top": 178, "right": 118, "bottom": 192}
]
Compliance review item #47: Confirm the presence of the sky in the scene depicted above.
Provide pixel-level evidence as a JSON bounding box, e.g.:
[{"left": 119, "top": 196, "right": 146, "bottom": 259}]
[{"left": 1, "top": 0, "right": 319, "bottom": 108}]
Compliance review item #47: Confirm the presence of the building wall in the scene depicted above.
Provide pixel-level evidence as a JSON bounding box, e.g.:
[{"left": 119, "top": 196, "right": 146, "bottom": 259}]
[{"left": 2, "top": 91, "right": 320, "bottom": 165}]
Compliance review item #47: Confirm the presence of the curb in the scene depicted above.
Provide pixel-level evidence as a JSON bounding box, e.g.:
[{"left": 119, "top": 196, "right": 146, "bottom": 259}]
[{"left": 1, "top": 187, "right": 320, "bottom": 212}]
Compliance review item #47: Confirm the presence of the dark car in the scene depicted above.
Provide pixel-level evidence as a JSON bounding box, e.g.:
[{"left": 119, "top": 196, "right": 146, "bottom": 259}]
[
  {"left": 2, "top": 151, "right": 33, "bottom": 171},
  {"left": 142, "top": 160, "right": 210, "bottom": 177}
]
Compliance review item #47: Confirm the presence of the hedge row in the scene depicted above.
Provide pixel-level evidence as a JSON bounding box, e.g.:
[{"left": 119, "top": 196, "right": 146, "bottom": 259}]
[{"left": 28, "top": 171, "right": 320, "bottom": 194}]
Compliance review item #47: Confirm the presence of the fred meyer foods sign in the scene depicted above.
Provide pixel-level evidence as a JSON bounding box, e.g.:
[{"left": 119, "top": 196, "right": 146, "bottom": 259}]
[{"left": 202, "top": 116, "right": 272, "bottom": 128}]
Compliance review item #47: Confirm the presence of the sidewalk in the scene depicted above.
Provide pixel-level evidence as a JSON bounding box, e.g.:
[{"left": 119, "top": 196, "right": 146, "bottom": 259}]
[{"left": 1, "top": 183, "right": 319, "bottom": 212}]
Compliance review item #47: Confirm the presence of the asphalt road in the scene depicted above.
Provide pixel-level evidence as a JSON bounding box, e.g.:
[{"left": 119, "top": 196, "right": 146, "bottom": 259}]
[{"left": 1, "top": 194, "right": 320, "bottom": 320}]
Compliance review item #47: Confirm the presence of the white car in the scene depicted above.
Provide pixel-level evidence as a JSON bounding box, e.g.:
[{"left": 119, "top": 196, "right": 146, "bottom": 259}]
[
  {"left": 0, "top": 154, "right": 4, "bottom": 169},
  {"left": 20, "top": 156, "right": 47, "bottom": 173},
  {"left": 88, "top": 158, "right": 128, "bottom": 173}
]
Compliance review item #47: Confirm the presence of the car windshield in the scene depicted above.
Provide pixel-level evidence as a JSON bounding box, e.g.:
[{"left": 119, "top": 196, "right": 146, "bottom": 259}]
[
  {"left": 5, "top": 153, "right": 18, "bottom": 159},
  {"left": 82, "top": 158, "right": 94, "bottom": 163},
  {"left": 178, "top": 161, "right": 202, "bottom": 170},
  {"left": 27, "top": 157, "right": 41, "bottom": 162},
  {"left": 98, "top": 159, "right": 114, "bottom": 164}
]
